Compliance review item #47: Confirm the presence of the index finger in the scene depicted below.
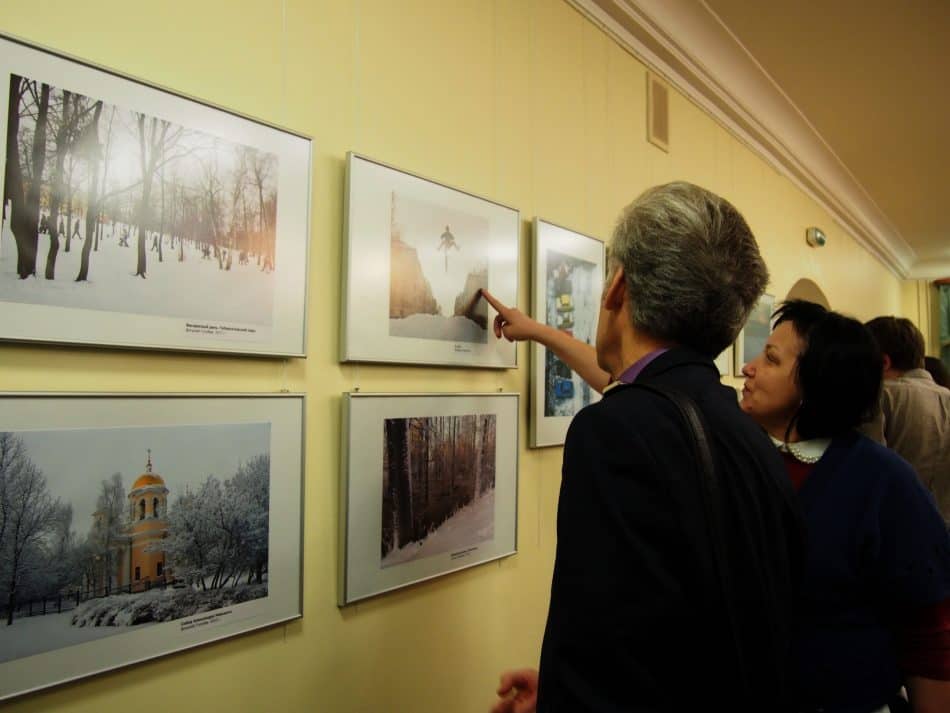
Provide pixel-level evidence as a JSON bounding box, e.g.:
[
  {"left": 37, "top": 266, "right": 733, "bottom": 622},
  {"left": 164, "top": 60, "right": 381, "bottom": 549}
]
[{"left": 479, "top": 288, "right": 508, "bottom": 314}]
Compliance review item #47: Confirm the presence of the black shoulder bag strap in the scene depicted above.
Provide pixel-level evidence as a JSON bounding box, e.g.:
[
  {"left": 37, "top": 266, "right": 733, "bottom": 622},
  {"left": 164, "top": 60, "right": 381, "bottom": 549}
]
[{"left": 624, "top": 381, "right": 751, "bottom": 698}]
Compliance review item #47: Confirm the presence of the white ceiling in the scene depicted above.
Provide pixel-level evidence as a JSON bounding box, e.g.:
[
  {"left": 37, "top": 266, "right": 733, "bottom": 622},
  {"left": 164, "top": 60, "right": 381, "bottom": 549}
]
[{"left": 577, "top": 0, "right": 950, "bottom": 278}]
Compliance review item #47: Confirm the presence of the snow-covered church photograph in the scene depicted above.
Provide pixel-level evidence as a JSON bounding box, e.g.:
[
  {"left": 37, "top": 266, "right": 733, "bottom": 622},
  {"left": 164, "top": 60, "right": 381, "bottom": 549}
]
[{"left": 0, "top": 421, "right": 271, "bottom": 665}]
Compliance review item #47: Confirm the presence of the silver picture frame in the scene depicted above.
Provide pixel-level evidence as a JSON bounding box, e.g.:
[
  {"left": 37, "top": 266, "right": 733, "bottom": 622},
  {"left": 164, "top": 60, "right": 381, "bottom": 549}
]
[
  {"left": 0, "top": 33, "right": 312, "bottom": 357},
  {"left": 339, "top": 392, "right": 518, "bottom": 605},
  {"left": 530, "top": 219, "right": 605, "bottom": 447},
  {"left": 341, "top": 152, "right": 519, "bottom": 368},
  {"left": 0, "top": 392, "right": 304, "bottom": 701}
]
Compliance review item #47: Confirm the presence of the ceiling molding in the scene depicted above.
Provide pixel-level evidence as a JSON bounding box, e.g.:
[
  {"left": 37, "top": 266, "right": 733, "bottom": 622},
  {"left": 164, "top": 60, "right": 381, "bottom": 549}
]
[{"left": 567, "top": 0, "right": 923, "bottom": 279}]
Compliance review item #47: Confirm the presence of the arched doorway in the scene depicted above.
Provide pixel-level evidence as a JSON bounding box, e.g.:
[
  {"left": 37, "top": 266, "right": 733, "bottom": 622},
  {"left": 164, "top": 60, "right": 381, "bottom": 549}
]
[{"left": 785, "top": 278, "right": 830, "bottom": 309}]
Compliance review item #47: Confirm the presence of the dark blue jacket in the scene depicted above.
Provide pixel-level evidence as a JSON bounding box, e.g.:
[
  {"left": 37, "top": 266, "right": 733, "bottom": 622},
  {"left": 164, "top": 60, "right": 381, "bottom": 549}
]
[
  {"left": 790, "top": 432, "right": 950, "bottom": 712},
  {"left": 537, "top": 348, "right": 804, "bottom": 712}
]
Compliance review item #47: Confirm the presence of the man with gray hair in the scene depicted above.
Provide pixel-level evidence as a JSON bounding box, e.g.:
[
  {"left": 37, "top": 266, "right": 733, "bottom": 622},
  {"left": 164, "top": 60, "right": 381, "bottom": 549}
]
[{"left": 485, "top": 182, "right": 802, "bottom": 713}]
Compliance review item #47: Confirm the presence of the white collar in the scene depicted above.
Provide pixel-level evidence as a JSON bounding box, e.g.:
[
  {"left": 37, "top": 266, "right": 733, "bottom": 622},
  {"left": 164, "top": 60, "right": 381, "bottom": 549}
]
[{"left": 769, "top": 435, "right": 832, "bottom": 465}]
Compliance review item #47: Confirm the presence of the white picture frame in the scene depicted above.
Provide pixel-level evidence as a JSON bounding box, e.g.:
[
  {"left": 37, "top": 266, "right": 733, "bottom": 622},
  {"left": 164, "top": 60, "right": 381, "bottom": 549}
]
[
  {"left": 733, "top": 293, "right": 775, "bottom": 373},
  {"left": 0, "top": 393, "right": 304, "bottom": 701},
  {"left": 0, "top": 34, "right": 312, "bottom": 357},
  {"left": 341, "top": 153, "right": 519, "bottom": 368},
  {"left": 530, "top": 219, "right": 605, "bottom": 447},
  {"left": 339, "top": 392, "right": 518, "bottom": 605},
  {"left": 714, "top": 345, "right": 732, "bottom": 377}
]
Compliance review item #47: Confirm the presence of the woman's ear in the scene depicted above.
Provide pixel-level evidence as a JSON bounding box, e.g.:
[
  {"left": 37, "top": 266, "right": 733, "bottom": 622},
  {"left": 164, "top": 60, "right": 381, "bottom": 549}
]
[{"left": 603, "top": 265, "right": 626, "bottom": 311}]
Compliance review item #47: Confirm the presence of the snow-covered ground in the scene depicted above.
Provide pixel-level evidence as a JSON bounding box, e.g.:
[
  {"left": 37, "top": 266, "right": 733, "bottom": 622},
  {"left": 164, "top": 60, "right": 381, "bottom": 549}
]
[
  {"left": 382, "top": 489, "right": 495, "bottom": 568},
  {"left": 0, "top": 609, "right": 154, "bottom": 664},
  {"left": 0, "top": 580, "right": 265, "bottom": 664},
  {"left": 0, "top": 218, "right": 275, "bottom": 325},
  {"left": 389, "top": 313, "right": 488, "bottom": 343}
]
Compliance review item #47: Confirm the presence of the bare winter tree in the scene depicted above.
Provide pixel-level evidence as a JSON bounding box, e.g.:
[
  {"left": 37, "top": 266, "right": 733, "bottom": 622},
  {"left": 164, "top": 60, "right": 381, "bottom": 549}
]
[
  {"left": 249, "top": 150, "right": 277, "bottom": 269},
  {"left": 74, "top": 100, "right": 104, "bottom": 282},
  {"left": 4, "top": 76, "right": 51, "bottom": 279},
  {"left": 132, "top": 113, "right": 185, "bottom": 278},
  {"left": 384, "top": 418, "right": 413, "bottom": 553},
  {"left": 90, "top": 473, "right": 126, "bottom": 595},
  {"left": 0, "top": 436, "right": 61, "bottom": 625}
]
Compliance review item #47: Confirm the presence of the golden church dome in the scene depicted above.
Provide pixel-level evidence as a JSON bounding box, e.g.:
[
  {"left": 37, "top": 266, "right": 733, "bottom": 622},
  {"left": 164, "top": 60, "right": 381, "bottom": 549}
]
[
  {"left": 132, "top": 473, "right": 166, "bottom": 490},
  {"left": 130, "top": 450, "right": 167, "bottom": 491}
]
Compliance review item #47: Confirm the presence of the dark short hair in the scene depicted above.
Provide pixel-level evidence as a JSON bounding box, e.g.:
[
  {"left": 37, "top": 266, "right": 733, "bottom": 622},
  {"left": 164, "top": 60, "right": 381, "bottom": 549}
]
[
  {"left": 864, "top": 316, "right": 925, "bottom": 371},
  {"left": 609, "top": 182, "right": 768, "bottom": 357},
  {"left": 924, "top": 356, "right": 950, "bottom": 389},
  {"left": 773, "top": 300, "right": 882, "bottom": 440}
]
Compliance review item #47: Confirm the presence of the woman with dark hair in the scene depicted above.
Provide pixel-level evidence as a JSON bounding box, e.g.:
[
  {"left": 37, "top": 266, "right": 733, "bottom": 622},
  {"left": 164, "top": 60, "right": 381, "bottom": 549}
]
[{"left": 740, "top": 299, "right": 950, "bottom": 713}]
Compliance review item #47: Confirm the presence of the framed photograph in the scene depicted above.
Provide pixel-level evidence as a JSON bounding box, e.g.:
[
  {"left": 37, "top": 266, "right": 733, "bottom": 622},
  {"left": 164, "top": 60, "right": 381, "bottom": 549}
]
[
  {"left": 339, "top": 392, "right": 518, "bottom": 605},
  {"left": 0, "top": 34, "right": 311, "bottom": 357},
  {"left": 530, "top": 219, "right": 605, "bottom": 447},
  {"left": 341, "top": 153, "right": 519, "bottom": 368},
  {"left": 714, "top": 345, "right": 732, "bottom": 377},
  {"left": 734, "top": 293, "right": 775, "bottom": 372},
  {"left": 0, "top": 393, "right": 304, "bottom": 701}
]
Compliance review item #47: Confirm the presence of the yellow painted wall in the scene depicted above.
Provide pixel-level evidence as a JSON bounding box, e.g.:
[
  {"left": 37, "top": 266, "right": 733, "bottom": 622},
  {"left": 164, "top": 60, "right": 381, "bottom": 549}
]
[{"left": 0, "top": 1, "right": 907, "bottom": 711}]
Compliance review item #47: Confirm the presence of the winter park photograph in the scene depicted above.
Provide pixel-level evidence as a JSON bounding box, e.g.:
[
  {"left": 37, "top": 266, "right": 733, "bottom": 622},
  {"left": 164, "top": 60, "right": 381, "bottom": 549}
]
[
  {"left": 544, "top": 248, "right": 598, "bottom": 417},
  {"left": 0, "top": 422, "right": 271, "bottom": 667},
  {"left": 388, "top": 191, "right": 491, "bottom": 344},
  {"left": 381, "top": 414, "right": 496, "bottom": 568},
  {"left": 1, "top": 70, "right": 281, "bottom": 330}
]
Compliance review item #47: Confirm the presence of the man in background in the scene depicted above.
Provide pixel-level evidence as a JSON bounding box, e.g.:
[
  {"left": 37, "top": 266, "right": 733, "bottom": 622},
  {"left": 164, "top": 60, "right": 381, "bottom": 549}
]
[{"left": 865, "top": 316, "right": 950, "bottom": 522}]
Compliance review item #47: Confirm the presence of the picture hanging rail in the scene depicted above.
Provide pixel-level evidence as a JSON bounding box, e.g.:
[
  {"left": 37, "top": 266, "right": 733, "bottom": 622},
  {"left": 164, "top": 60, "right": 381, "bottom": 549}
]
[
  {"left": 530, "top": 219, "right": 605, "bottom": 447},
  {"left": 0, "top": 392, "right": 304, "bottom": 701},
  {"left": 339, "top": 392, "right": 518, "bottom": 605},
  {"left": 0, "top": 34, "right": 312, "bottom": 357},
  {"left": 341, "top": 152, "right": 519, "bottom": 368}
]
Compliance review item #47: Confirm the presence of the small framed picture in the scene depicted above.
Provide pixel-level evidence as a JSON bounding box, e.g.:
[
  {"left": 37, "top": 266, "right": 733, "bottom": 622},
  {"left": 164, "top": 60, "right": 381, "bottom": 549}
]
[
  {"left": 714, "top": 345, "right": 732, "bottom": 377},
  {"left": 734, "top": 293, "right": 775, "bottom": 372},
  {"left": 341, "top": 153, "right": 519, "bottom": 368},
  {"left": 0, "top": 393, "right": 304, "bottom": 701},
  {"left": 530, "top": 219, "right": 605, "bottom": 447},
  {"left": 339, "top": 392, "right": 518, "bottom": 605},
  {"left": 0, "top": 34, "right": 312, "bottom": 357}
]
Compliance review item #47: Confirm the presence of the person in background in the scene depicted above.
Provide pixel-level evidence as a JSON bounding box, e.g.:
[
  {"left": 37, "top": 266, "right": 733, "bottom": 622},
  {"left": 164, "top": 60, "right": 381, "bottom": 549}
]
[
  {"left": 740, "top": 300, "right": 950, "bottom": 713},
  {"left": 485, "top": 182, "right": 803, "bottom": 713},
  {"left": 924, "top": 355, "right": 950, "bottom": 390},
  {"left": 863, "top": 316, "right": 950, "bottom": 523}
]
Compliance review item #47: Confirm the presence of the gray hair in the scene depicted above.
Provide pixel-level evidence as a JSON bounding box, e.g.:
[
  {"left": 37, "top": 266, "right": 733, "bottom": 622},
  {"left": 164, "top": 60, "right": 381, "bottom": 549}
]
[{"left": 608, "top": 182, "right": 768, "bottom": 357}]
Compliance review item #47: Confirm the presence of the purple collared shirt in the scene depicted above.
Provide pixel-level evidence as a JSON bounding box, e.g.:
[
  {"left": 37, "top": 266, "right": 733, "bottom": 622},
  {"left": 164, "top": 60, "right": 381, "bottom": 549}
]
[{"left": 616, "top": 348, "right": 669, "bottom": 384}]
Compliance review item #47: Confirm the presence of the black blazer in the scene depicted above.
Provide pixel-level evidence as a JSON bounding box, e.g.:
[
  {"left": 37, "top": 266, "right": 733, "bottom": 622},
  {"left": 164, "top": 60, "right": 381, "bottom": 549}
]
[{"left": 537, "top": 347, "right": 803, "bottom": 712}]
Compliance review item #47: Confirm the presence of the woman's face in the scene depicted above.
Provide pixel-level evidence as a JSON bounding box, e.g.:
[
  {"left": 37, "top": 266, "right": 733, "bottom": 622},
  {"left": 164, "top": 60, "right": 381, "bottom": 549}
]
[{"left": 740, "top": 320, "right": 805, "bottom": 439}]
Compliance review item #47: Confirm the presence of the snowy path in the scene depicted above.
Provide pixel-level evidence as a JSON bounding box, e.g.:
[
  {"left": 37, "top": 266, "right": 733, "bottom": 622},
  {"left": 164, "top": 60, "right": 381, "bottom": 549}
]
[
  {"left": 389, "top": 313, "right": 488, "bottom": 343},
  {"left": 0, "top": 610, "right": 153, "bottom": 664},
  {"left": 382, "top": 489, "right": 495, "bottom": 568}
]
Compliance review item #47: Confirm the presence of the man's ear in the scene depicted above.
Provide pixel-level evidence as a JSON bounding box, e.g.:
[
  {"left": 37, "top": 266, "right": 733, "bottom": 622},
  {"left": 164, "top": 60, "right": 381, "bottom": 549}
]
[
  {"left": 881, "top": 353, "right": 892, "bottom": 373},
  {"left": 603, "top": 266, "right": 626, "bottom": 311}
]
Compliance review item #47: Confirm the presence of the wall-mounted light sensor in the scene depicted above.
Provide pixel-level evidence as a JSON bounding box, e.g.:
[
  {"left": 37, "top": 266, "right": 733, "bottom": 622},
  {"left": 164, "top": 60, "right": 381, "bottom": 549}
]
[{"left": 806, "top": 227, "right": 827, "bottom": 247}]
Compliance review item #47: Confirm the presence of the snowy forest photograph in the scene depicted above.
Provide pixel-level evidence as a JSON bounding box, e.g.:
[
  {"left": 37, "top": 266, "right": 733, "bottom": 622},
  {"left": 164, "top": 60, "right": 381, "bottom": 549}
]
[
  {"left": 381, "top": 414, "right": 496, "bottom": 568},
  {"left": 544, "top": 248, "right": 598, "bottom": 417},
  {"left": 0, "top": 421, "right": 271, "bottom": 667},
  {"left": 1, "top": 69, "right": 281, "bottom": 329},
  {"left": 388, "top": 192, "right": 490, "bottom": 344}
]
